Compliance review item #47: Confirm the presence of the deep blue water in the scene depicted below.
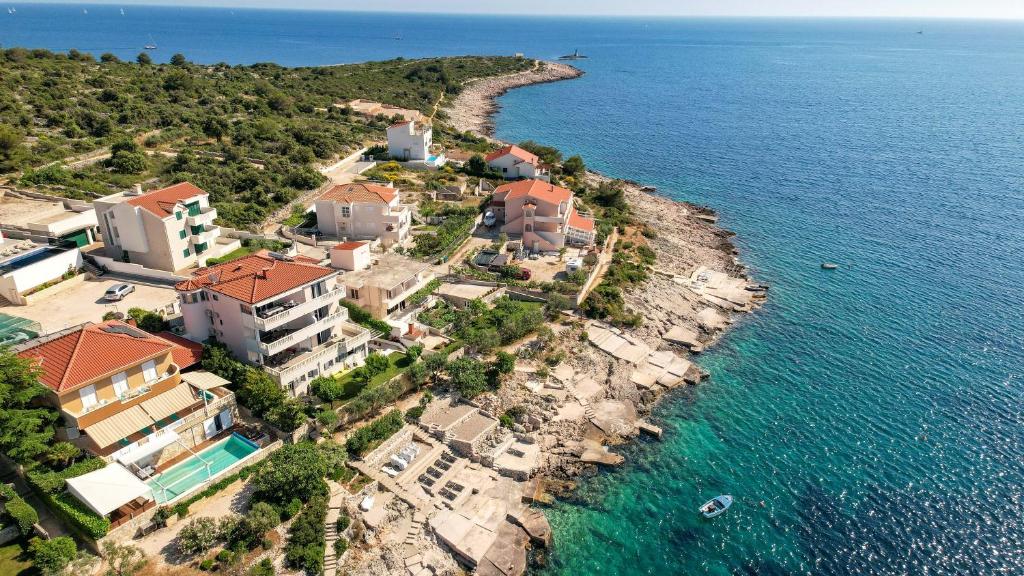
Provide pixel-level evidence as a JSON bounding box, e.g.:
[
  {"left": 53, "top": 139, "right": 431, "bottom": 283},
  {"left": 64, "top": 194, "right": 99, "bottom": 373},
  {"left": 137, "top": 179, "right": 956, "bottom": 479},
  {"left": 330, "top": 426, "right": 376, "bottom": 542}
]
[{"left": 4, "top": 7, "right": 1024, "bottom": 575}]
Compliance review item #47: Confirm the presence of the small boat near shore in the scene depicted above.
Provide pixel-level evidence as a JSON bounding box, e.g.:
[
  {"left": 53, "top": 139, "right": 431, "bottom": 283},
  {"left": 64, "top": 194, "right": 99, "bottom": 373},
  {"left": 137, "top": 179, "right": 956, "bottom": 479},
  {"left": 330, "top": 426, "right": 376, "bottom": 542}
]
[
  {"left": 558, "top": 49, "right": 588, "bottom": 60},
  {"left": 640, "top": 185, "right": 657, "bottom": 192},
  {"left": 821, "top": 262, "right": 838, "bottom": 270},
  {"left": 699, "top": 495, "right": 732, "bottom": 518}
]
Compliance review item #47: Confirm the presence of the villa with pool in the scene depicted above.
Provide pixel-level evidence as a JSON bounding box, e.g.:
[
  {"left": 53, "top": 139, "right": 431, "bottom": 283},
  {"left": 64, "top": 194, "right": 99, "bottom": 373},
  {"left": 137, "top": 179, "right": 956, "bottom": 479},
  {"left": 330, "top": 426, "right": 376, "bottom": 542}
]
[{"left": 14, "top": 320, "right": 268, "bottom": 532}]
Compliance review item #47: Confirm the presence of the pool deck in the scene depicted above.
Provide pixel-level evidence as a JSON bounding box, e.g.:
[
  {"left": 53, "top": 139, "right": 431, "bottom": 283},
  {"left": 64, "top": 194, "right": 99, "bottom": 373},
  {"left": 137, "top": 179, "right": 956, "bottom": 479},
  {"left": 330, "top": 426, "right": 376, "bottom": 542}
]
[{"left": 151, "top": 427, "right": 240, "bottom": 475}]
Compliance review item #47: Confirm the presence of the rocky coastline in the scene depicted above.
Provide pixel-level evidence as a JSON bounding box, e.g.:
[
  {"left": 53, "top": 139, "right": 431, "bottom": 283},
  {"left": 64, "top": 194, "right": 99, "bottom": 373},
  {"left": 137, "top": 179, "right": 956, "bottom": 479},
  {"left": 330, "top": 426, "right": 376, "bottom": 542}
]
[{"left": 445, "top": 60, "right": 583, "bottom": 137}]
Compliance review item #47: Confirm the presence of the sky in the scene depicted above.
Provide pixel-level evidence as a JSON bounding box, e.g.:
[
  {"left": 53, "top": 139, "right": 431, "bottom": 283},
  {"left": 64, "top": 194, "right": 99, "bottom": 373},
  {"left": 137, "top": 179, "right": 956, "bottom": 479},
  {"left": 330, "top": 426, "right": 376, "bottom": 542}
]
[{"left": 19, "top": 0, "right": 1024, "bottom": 19}]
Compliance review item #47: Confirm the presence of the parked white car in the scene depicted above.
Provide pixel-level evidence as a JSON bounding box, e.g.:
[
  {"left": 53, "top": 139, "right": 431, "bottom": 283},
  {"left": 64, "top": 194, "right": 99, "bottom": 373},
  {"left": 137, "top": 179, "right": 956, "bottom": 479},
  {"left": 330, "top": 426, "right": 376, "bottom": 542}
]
[{"left": 104, "top": 283, "right": 135, "bottom": 301}]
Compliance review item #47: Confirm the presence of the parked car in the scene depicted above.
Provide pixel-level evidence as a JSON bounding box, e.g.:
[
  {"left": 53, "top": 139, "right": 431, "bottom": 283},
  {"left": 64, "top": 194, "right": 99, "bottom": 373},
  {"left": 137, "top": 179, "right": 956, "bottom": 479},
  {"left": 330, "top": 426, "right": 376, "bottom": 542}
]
[
  {"left": 104, "top": 283, "right": 135, "bottom": 301},
  {"left": 518, "top": 268, "right": 532, "bottom": 281}
]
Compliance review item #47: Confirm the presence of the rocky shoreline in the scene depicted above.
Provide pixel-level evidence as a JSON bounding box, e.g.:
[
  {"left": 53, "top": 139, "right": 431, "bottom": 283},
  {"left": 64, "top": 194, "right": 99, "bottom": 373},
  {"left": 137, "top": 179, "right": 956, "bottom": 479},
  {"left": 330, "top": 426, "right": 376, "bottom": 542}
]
[
  {"left": 335, "top": 60, "right": 763, "bottom": 576},
  {"left": 446, "top": 60, "right": 583, "bottom": 137}
]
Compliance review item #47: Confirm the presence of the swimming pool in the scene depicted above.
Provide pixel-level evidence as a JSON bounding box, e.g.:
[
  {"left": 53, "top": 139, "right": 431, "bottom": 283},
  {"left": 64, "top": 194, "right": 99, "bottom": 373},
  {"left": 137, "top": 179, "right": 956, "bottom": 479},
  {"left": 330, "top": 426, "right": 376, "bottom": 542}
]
[{"left": 148, "top": 433, "right": 259, "bottom": 504}]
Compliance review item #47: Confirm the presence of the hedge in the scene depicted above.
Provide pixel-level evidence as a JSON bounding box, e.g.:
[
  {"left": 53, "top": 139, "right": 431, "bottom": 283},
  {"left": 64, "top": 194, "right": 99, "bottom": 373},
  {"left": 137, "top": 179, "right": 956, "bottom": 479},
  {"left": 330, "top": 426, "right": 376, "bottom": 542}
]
[
  {"left": 339, "top": 300, "right": 391, "bottom": 334},
  {"left": 345, "top": 409, "right": 404, "bottom": 456},
  {"left": 27, "top": 458, "right": 107, "bottom": 494},
  {"left": 45, "top": 491, "right": 110, "bottom": 539},
  {"left": 407, "top": 278, "right": 441, "bottom": 308},
  {"left": 4, "top": 495, "right": 39, "bottom": 535}
]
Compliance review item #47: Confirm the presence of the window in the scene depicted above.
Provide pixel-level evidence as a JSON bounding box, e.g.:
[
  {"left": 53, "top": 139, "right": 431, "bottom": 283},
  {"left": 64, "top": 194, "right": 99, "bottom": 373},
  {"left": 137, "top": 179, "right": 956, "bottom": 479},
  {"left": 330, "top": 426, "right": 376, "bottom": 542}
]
[
  {"left": 79, "top": 385, "right": 97, "bottom": 409},
  {"left": 183, "top": 248, "right": 191, "bottom": 257},
  {"left": 142, "top": 360, "right": 158, "bottom": 383},
  {"left": 311, "top": 281, "right": 326, "bottom": 298},
  {"left": 349, "top": 288, "right": 359, "bottom": 299},
  {"left": 179, "top": 230, "right": 187, "bottom": 240},
  {"left": 502, "top": 167, "right": 508, "bottom": 173},
  {"left": 112, "top": 372, "right": 129, "bottom": 398},
  {"left": 175, "top": 211, "right": 183, "bottom": 220},
  {"left": 191, "top": 225, "right": 204, "bottom": 235},
  {"left": 340, "top": 206, "right": 351, "bottom": 218}
]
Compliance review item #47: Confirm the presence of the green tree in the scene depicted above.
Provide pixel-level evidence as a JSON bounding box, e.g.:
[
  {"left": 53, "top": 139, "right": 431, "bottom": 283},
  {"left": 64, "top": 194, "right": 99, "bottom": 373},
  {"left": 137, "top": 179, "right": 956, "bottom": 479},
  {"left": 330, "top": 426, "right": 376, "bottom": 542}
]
[
  {"left": 30, "top": 536, "right": 77, "bottom": 576},
  {"left": 363, "top": 353, "right": 389, "bottom": 378},
  {"left": 100, "top": 52, "right": 119, "bottom": 63},
  {"left": 170, "top": 53, "right": 188, "bottom": 66},
  {"left": 493, "top": 351, "right": 516, "bottom": 375},
  {"left": 251, "top": 442, "right": 327, "bottom": 504},
  {"left": 406, "top": 362, "right": 427, "bottom": 387},
  {"left": 447, "top": 357, "right": 490, "bottom": 398},
  {"left": 111, "top": 152, "right": 148, "bottom": 174},
  {"left": 562, "top": 155, "right": 585, "bottom": 176},
  {"left": 230, "top": 501, "right": 280, "bottom": 550},
  {"left": 101, "top": 540, "right": 147, "bottom": 576},
  {"left": 136, "top": 52, "right": 152, "bottom": 65},
  {"left": 0, "top": 125, "right": 27, "bottom": 173},
  {"left": 466, "top": 154, "right": 487, "bottom": 176},
  {"left": 423, "top": 353, "right": 448, "bottom": 383},
  {"left": 406, "top": 344, "right": 423, "bottom": 362},
  {"left": 46, "top": 441, "right": 82, "bottom": 469},
  {"left": 517, "top": 140, "right": 562, "bottom": 165},
  {"left": 176, "top": 517, "right": 219, "bottom": 556},
  {"left": 0, "top": 348, "right": 56, "bottom": 465}
]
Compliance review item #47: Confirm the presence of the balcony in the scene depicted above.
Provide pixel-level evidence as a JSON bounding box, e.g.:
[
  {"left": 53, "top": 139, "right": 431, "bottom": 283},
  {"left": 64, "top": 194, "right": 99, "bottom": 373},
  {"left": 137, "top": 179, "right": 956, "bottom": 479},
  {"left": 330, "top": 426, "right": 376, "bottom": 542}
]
[
  {"left": 263, "top": 323, "right": 371, "bottom": 383},
  {"left": 257, "top": 311, "right": 345, "bottom": 356},
  {"left": 186, "top": 207, "right": 217, "bottom": 227},
  {"left": 190, "top": 225, "right": 220, "bottom": 245},
  {"left": 72, "top": 364, "right": 181, "bottom": 428},
  {"left": 253, "top": 286, "right": 344, "bottom": 331}
]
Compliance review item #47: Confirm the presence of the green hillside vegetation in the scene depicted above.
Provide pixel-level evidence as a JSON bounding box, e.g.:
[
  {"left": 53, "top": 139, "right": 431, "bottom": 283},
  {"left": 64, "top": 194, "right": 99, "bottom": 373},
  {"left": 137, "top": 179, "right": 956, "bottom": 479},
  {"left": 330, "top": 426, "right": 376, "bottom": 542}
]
[{"left": 0, "top": 48, "right": 531, "bottom": 228}]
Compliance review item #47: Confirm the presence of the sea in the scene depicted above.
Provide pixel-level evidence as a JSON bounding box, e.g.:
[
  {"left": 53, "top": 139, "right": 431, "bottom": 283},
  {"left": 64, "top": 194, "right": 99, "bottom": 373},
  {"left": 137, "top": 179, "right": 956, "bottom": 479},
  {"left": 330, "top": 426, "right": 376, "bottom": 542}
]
[{"left": 4, "top": 6, "right": 1024, "bottom": 575}]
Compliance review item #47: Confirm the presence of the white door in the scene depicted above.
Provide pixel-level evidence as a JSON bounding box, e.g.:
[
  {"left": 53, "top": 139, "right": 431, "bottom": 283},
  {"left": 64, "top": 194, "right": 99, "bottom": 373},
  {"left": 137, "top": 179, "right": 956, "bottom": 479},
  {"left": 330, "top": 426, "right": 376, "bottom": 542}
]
[
  {"left": 203, "top": 417, "right": 217, "bottom": 439},
  {"left": 111, "top": 372, "right": 129, "bottom": 398},
  {"left": 218, "top": 409, "right": 233, "bottom": 430},
  {"left": 79, "top": 385, "right": 97, "bottom": 409},
  {"left": 142, "top": 360, "right": 158, "bottom": 383}
]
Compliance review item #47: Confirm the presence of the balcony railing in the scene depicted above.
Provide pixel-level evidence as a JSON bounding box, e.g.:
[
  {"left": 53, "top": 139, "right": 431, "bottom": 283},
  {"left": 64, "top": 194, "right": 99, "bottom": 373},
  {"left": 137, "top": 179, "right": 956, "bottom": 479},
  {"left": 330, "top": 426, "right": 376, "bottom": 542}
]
[
  {"left": 190, "top": 226, "right": 220, "bottom": 245},
  {"left": 263, "top": 323, "right": 371, "bottom": 382},
  {"left": 253, "top": 286, "right": 343, "bottom": 331},
  {"left": 186, "top": 207, "right": 217, "bottom": 227},
  {"left": 75, "top": 364, "right": 179, "bottom": 417},
  {"left": 257, "top": 311, "right": 344, "bottom": 356}
]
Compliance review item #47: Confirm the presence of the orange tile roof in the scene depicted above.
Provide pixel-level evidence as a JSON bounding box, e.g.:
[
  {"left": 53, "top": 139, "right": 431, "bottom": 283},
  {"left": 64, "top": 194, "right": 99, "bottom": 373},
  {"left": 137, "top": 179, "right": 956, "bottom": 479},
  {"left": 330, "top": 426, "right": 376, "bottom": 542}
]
[
  {"left": 318, "top": 183, "right": 397, "bottom": 205},
  {"left": 155, "top": 332, "right": 204, "bottom": 369},
  {"left": 568, "top": 206, "right": 596, "bottom": 232},
  {"left": 16, "top": 321, "right": 174, "bottom": 393},
  {"left": 485, "top": 145, "right": 539, "bottom": 166},
  {"left": 494, "top": 179, "right": 572, "bottom": 206},
  {"left": 126, "top": 182, "right": 206, "bottom": 217},
  {"left": 333, "top": 241, "right": 368, "bottom": 251},
  {"left": 175, "top": 250, "right": 336, "bottom": 304}
]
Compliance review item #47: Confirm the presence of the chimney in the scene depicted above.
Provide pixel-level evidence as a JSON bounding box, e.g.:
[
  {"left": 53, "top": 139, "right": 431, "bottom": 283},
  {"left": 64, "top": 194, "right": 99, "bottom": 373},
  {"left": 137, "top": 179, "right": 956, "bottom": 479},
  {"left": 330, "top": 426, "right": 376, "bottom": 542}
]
[{"left": 130, "top": 183, "right": 143, "bottom": 196}]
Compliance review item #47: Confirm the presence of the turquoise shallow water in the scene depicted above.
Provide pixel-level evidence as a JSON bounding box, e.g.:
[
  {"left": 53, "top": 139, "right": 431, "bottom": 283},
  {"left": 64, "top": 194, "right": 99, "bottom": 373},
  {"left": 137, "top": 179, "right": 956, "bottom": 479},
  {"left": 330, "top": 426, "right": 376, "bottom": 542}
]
[{"left": 4, "top": 9, "right": 1024, "bottom": 574}]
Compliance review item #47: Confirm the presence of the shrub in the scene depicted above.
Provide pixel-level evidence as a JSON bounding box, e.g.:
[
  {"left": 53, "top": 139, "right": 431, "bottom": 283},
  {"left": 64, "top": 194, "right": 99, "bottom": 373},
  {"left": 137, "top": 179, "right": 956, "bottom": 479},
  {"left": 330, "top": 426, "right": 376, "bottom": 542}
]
[
  {"left": 46, "top": 491, "right": 110, "bottom": 538},
  {"left": 29, "top": 536, "right": 77, "bottom": 576},
  {"left": 199, "top": 558, "right": 215, "bottom": 571},
  {"left": 174, "top": 502, "right": 190, "bottom": 518},
  {"left": 284, "top": 495, "right": 327, "bottom": 575},
  {"left": 177, "top": 517, "right": 220, "bottom": 556},
  {"left": 405, "top": 405, "right": 425, "bottom": 421},
  {"left": 216, "top": 549, "right": 234, "bottom": 563},
  {"left": 336, "top": 513, "right": 351, "bottom": 532},
  {"left": 310, "top": 376, "right": 344, "bottom": 402},
  {"left": 249, "top": 557, "right": 275, "bottom": 576},
  {"left": 345, "top": 410, "right": 404, "bottom": 457},
  {"left": 5, "top": 495, "right": 38, "bottom": 535},
  {"left": 334, "top": 536, "right": 348, "bottom": 556},
  {"left": 251, "top": 442, "right": 328, "bottom": 505},
  {"left": 279, "top": 498, "right": 302, "bottom": 521},
  {"left": 339, "top": 300, "right": 391, "bottom": 334},
  {"left": 127, "top": 307, "right": 167, "bottom": 332},
  {"left": 229, "top": 502, "right": 280, "bottom": 550}
]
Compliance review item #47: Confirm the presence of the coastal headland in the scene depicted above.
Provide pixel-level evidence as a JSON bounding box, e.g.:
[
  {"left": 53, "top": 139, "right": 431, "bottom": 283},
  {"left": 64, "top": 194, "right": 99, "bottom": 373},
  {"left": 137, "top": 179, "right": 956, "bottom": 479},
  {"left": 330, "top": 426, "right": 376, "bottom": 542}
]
[{"left": 337, "top": 62, "right": 765, "bottom": 576}]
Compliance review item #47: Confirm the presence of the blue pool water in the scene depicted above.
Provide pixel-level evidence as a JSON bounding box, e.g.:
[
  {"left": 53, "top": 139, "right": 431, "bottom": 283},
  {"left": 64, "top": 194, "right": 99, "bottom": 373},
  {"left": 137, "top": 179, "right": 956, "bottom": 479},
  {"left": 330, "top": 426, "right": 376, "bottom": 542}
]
[
  {"left": 148, "top": 433, "right": 259, "bottom": 504},
  {"left": 6, "top": 8, "right": 1024, "bottom": 574}
]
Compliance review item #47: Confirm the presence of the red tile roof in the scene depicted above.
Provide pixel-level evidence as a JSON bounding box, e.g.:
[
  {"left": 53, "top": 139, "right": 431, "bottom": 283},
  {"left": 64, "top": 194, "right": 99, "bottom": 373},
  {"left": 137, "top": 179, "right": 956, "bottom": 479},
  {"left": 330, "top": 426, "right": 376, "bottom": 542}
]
[
  {"left": 485, "top": 145, "right": 540, "bottom": 166},
  {"left": 126, "top": 182, "right": 206, "bottom": 217},
  {"left": 176, "top": 250, "right": 336, "bottom": 304},
  {"left": 332, "top": 241, "right": 368, "bottom": 251},
  {"left": 568, "top": 206, "right": 596, "bottom": 232},
  {"left": 155, "top": 332, "right": 204, "bottom": 369},
  {"left": 493, "top": 179, "right": 572, "bottom": 206},
  {"left": 16, "top": 321, "right": 174, "bottom": 393},
  {"left": 318, "top": 183, "right": 397, "bottom": 205}
]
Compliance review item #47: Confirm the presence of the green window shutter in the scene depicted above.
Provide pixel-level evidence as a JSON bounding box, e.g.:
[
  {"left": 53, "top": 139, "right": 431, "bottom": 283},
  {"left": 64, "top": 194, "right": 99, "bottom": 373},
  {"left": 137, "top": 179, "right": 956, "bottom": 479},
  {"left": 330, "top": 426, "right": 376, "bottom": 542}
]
[
  {"left": 175, "top": 211, "right": 183, "bottom": 220},
  {"left": 191, "top": 224, "right": 204, "bottom": 234},
  {"left": 179, "top": 230, "right": 187, "bottom": 239},
  {"left": 183, "top": 248, "right": 191, "bottom": 257}
]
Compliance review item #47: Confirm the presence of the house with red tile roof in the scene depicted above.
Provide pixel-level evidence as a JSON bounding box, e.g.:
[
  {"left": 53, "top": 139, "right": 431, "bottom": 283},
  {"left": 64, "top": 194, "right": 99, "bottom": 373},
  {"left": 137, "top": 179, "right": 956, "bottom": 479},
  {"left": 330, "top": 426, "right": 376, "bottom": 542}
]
[
  {"left": 93, "top": 182, "right": 229, "bottom": 272},
  {"left": 314, "top": 182, "right": 412, "bottom": 248},
  {"left": 176, "top": 250, "right": 371, "bottom": 395},
  {"left": 485, "top": 145, "right": 550, "bottom": 181},
  {"left": 490, "top": 179, "right": 597, "bottom": 251},
  {"left": 12, "top": 320, "right": 238, "bottom": 469}
]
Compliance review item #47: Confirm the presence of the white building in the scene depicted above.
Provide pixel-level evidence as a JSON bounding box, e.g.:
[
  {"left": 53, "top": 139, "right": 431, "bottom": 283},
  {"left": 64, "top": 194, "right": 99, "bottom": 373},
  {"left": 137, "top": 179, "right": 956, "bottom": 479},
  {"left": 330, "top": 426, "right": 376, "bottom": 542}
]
[
  {"left": 329, "top": 241, "right": 372, "bottom": 272},
  {"left": 94, "top": 182, "right": 225, "bottom": 272},
  {"left": 387, "top": 120, "right": 444, "bottom": 166},
  {"left": 0, "top": 236, "right": 83, "bottom": 305},
  {"left": 0, "top": 194, "right": 99, "bottom": 248},
  {"left": 176, "top": 250, "right": 371, "bottom": 396},
  {"left": 314, "top": 183, "right": 412, "bottom": 248},
  {"left": 336, "top": 253, "right": 435, "bottom": 320},
  {"left": 485, "top": 145, "right": 549, "bottom": 181}
]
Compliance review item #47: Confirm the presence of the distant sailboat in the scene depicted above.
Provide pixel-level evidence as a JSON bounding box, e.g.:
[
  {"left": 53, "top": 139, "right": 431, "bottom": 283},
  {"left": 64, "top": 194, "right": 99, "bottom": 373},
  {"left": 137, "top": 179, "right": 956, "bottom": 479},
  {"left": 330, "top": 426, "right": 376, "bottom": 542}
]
[
  {"left": 121, "top": 8, "right": 125, "bottom": 15},
  {"left": 82, "top": 8, "right": 88, "bottom": 14},
  {"left": 558, "top": 49, "right": 588, "bottom": 61},
  {"left": 144, "top": 34, "right": 157, "bottom": 50}
]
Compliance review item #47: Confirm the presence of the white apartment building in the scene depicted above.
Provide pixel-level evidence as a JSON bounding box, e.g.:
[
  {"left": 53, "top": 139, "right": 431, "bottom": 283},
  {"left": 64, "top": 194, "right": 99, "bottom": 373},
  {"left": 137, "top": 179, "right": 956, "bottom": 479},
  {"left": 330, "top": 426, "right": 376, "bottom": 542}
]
[
  {"left": 176, "top": 250, "right": 371, "bottom": 396},
  {"left": 314, "top": 183, "right": 412, "bottom": 248},
  {"left": 387, "top": 120, "right": 429, "bottom": 161},
  {"left": 336, "top": 253, "right": 435, "bottom": 320},
  {"left": 94, "top": 182, "right": 222, "bottom": 271}
]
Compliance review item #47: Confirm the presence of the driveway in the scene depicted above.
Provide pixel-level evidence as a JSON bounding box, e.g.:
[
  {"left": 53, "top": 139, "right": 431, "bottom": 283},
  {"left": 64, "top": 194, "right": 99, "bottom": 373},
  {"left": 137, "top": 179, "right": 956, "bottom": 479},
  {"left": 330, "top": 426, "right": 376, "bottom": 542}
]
[{"left": 0, "top": 278, "right": 178, "bottom": 333}]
